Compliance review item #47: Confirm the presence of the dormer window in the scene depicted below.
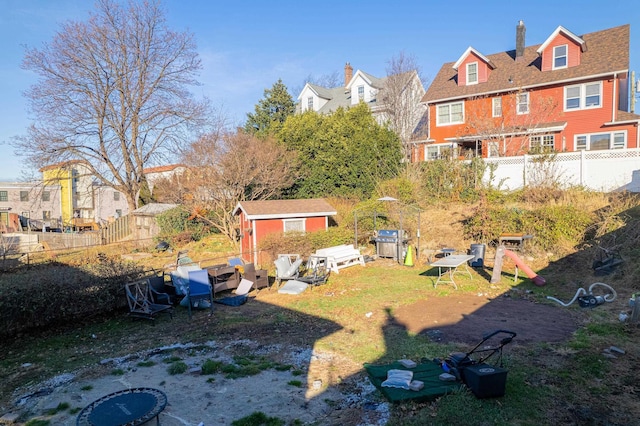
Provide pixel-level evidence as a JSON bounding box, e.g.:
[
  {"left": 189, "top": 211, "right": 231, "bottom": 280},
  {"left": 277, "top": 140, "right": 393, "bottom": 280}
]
[
  {"left": 466, "top": 62, "right": 478, "bottom": 85},
  {"left": 358, "top": 85, "right": 365, "bottom": 101},
  {"left": 553, "top": 45, "right": 568, "bottom": 69},
  {"left": 537, "top": 27, "right": 585, "bottom": 71}
]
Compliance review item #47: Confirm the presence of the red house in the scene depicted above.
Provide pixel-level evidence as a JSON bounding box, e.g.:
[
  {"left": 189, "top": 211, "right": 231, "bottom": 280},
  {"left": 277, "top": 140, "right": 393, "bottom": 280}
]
[
  {"left": 232, "top": 198, "right": 337, "bottom": 264},
  {"left": 413, "top": 22, "right": 640, "bottom": 160}
]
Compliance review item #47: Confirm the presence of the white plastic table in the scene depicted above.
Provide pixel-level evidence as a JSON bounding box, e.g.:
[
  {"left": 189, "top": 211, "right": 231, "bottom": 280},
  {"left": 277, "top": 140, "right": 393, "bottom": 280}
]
[{"left": 430, "top": 254, "right": 475, "bottom": 289}]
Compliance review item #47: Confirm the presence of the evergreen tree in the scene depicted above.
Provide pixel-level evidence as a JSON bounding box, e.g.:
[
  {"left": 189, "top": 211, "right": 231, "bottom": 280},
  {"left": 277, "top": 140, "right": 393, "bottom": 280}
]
[
  {"left": 278, "top": 103, "right": 403, "bottom": 200},
  {"left": 244, "top": 79, "right": 295, "bottom": 136}
]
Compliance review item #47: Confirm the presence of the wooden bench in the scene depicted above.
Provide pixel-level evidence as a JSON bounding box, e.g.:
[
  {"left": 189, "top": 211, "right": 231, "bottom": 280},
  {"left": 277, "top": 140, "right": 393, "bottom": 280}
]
[{"left": 314, "top": 244, "right": 365, "bottom": 274}]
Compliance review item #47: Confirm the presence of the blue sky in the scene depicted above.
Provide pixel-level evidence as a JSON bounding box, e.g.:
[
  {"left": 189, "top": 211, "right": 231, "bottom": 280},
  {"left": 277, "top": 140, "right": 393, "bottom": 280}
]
[{"left": 0, "top": 0, "right": 637, "bottom": 180}]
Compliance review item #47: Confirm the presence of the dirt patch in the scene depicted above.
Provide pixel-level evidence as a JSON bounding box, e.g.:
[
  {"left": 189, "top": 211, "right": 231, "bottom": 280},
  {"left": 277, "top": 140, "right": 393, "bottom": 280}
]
[
  {"left": 11, "top": 341, "right": 387, "bottom": 426},
  {"left": 393, "top": 293, "right": 580, "bottom": 346}
]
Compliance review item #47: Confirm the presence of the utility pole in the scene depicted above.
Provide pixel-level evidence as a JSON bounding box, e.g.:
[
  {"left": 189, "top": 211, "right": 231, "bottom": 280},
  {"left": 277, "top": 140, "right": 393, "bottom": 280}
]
[{"left": 632, "top": 71, "right": 636, "bottom": 114}]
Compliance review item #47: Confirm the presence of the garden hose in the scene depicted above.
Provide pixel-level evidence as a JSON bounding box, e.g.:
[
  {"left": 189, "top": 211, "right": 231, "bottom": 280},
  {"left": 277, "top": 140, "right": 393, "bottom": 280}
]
[{"left": 546, "top": 282, "right": 617, "bottom": 307}]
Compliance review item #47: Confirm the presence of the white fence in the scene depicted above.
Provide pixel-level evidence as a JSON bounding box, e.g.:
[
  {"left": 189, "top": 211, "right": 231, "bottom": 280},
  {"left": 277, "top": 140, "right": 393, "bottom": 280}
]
[
  {"left": 484, "top": 148, "right": 640, "bottom": 192},
  {"left": 0, "top": 233, "right": 40, "bottom": 255}
]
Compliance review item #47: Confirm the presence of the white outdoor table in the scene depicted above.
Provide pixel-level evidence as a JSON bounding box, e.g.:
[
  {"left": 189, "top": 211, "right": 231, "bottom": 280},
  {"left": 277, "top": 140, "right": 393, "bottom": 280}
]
[{"left": 430, "top": 254, "right": 475, "bottom": 289}]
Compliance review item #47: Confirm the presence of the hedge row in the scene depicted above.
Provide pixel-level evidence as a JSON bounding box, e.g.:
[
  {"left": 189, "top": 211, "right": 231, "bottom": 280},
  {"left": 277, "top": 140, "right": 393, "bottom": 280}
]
[{"left": 0, "top": 255, "right": 147, "bottom": 339}]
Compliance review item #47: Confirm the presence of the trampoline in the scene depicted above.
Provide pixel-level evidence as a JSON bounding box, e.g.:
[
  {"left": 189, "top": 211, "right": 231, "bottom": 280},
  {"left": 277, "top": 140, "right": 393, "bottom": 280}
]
[{"left": 76, "top": 387, "right": 167, "bottom": 426}]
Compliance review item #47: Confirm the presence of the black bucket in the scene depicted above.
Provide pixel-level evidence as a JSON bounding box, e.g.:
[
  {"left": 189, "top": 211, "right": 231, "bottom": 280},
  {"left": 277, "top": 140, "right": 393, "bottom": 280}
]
[{"left": 469, "top": 243, "right": 486, "bottom": 268}]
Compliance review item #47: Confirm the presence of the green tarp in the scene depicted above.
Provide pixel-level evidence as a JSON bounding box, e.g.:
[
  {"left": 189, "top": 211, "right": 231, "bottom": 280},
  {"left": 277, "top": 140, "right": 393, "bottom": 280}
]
[{"left": 364, "top": 361, "right": 463, "bottom": 403}]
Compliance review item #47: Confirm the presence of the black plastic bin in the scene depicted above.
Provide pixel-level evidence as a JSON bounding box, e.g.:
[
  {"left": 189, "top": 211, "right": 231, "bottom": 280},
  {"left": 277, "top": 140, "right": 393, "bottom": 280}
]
[{"left": 469, "top": 243, "right": 486, "bottom": 268}]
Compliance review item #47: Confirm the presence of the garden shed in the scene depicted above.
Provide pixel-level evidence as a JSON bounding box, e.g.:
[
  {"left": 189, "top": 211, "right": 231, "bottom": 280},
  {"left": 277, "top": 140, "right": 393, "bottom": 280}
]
[
  {"left": 131, "top": 203, "right": 178, "bottom": 241},
  {"left": 233, "top": 198, "right": 337, "bottom": 264}
]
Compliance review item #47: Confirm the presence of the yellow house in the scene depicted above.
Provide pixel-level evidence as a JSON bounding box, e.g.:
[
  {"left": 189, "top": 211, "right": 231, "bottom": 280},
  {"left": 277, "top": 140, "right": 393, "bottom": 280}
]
[
  {"left": 39, "top": 160, "right": 129, "bottom": 230},
  {"left": 41, "top": 161, "right": 79, "bottom": 228}
]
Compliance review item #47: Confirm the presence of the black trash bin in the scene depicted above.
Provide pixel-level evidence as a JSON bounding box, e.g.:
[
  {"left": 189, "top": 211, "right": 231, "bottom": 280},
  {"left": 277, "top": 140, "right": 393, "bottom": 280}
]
[{"left": 469, "top": 243, "right": 486, "bottom": 267}]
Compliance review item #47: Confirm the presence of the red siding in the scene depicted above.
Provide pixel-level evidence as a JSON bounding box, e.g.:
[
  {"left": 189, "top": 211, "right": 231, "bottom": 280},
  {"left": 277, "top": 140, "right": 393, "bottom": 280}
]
[
  {"left": 425, "top": 76, "right": 639, "bottom": 158},
  {"left": 237, "top": 214, "right": 331, "bottom": 263},
  {"left": 541, "top": 33, "right": 582, "bottom": 71},
  {"left": 458, "top": 62, "right": 467, "bottom": 86},
  {"left": 478, "top": 62, "right": 490, "bottom": 83},
  {"left": 458, "top": 53, "right": 490, "bottom": 86},
  {"left": 306, "top": 216, "right": 327, "bottom": 232}
]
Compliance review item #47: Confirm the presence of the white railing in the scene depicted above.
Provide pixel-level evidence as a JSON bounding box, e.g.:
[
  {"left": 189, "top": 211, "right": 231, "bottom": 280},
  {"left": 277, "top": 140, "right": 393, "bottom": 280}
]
[{"left": 483, "top": 148, "right": 640, "bottom": 192}]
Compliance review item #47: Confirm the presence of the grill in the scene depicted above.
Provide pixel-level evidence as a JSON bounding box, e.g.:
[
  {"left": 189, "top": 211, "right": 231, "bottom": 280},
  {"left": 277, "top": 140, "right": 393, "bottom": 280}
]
[{"left": 374, "top": 229, "right": 408, "bottom": 261}]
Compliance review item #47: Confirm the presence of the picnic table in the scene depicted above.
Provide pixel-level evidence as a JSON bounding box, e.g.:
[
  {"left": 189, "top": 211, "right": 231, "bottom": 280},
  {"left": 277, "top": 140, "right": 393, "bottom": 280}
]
[{"left": 430, "top": 254, "right": 475, "bottom": 289}]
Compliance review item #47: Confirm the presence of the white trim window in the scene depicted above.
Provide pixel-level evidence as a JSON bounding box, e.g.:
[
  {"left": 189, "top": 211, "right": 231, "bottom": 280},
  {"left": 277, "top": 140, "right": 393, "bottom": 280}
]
[
  {"left": 307, "top": 96, "right": 314, "bottom": 111},
  {"left": 492, "top": 97, "right": 502, "bottom": 117},
  {"left": 424, "top": 143, "right": 454, "bottom": 160},
  {"left": 575, "top": 131, "right": 626, "bottom": 151},
  {"left": 564, "top": 82, "right": 602, "bottom": 111},
  {"left": 283, "top": 218, "right": 306, "bottom": 233},
  {"left": 530, "top": 135, "right": 555, "bottom": 153},
  {"left": 358, "top": 85, "right": 365, "bottom": 101},
  {"left": 553, "top": 44, "right": 568, "bottom": 69},
  {"left": 517, "top": 92, "right": 529, "bottom": 115},
  {"left": 466, "top": 62, "right": 478, "bottom": 85},
  {"left": 436, "top": 101, "right": 464, "bottom": 126}
]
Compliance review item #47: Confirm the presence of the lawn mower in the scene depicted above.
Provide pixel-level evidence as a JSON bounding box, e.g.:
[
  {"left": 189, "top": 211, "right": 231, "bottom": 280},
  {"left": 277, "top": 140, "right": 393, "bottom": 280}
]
[{"left": 436, "top": 329, "right": 517, "bottom": 398}]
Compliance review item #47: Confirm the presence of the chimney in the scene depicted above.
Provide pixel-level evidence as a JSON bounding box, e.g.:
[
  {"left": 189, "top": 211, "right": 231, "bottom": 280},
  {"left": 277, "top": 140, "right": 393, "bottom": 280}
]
[
  {"left": 344, "top": 62, "right": 353, "bottom": 87},
  {"left": 516, "top": 20, "right": 526, "bottom": 60}
]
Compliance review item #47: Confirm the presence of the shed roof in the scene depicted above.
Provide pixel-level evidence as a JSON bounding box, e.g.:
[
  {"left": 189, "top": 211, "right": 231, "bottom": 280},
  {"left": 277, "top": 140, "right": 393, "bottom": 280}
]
[
  {"left": 233, "top": 198, "right": 337, "bottom": 220},
  {"left": 132, "top": 203, "right": 178, "bottom": 216}
]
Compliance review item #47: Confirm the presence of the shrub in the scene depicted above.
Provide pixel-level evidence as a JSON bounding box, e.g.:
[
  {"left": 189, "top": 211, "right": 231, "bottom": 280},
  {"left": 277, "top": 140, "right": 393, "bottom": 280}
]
[
  {"left": 167, "top": 361, "right": 188, "bottom": 375},
  {"left": 258, "top": 227, "right": 352, "bottom": 261},
  {"left": 201, "top": 359, "right": 224, "bottom": 375},
  {"left": 155, "top": 206, "right": 212, "bottom": 245},
  {"left": 0, "top": 255, "right": 147, "bottom": 339},
  {"left": 463, "top": 202, "right": 594, "bottom": 253},
  {"left": 46, "top": 402, "right": 70, "bottom": 415}
]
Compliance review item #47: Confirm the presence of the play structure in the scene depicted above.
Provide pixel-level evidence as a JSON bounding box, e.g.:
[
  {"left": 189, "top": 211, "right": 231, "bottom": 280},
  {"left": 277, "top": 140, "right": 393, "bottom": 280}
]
[{"left": 490, "top": 245, "right": 546, "bottom": 286}]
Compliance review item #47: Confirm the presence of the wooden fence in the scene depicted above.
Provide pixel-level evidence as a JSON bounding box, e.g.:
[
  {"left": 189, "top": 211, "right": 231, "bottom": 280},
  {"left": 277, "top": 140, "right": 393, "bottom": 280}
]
[
  {"left": 1, "top": 215, "right": 132, "bottom": 255},
  {"left": 99, "top": 215, "right": 131, "bottom": 245},
  {"left": 40, "top": 232, "right": 100, "bottom": 250}
]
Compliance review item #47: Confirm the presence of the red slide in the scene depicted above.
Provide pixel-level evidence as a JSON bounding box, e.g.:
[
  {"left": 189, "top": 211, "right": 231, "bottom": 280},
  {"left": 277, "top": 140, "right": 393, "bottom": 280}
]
[{"left": 503, "top": 249, "right": 546, "bottom": 286}]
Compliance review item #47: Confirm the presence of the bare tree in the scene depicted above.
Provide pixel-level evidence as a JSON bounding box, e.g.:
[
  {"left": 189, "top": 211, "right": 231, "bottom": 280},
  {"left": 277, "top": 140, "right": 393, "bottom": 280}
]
[
  {"left": 172, "top": 130, "right": 297, "bottom": 244},
  {"left": 291, "top": 70, "right": 342, "bottom": 96},
  {"left": 304, "top": 71, "right": 342, "bottom": 88},
  {"left": 462, "top": 91, "right": 560, "bottom": 157},
  {"left": 14, "top": 0, "right": 209, "bottom": 213},
  {"left": 382, "top": 52, "right": 428, "bottom": 160}
]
